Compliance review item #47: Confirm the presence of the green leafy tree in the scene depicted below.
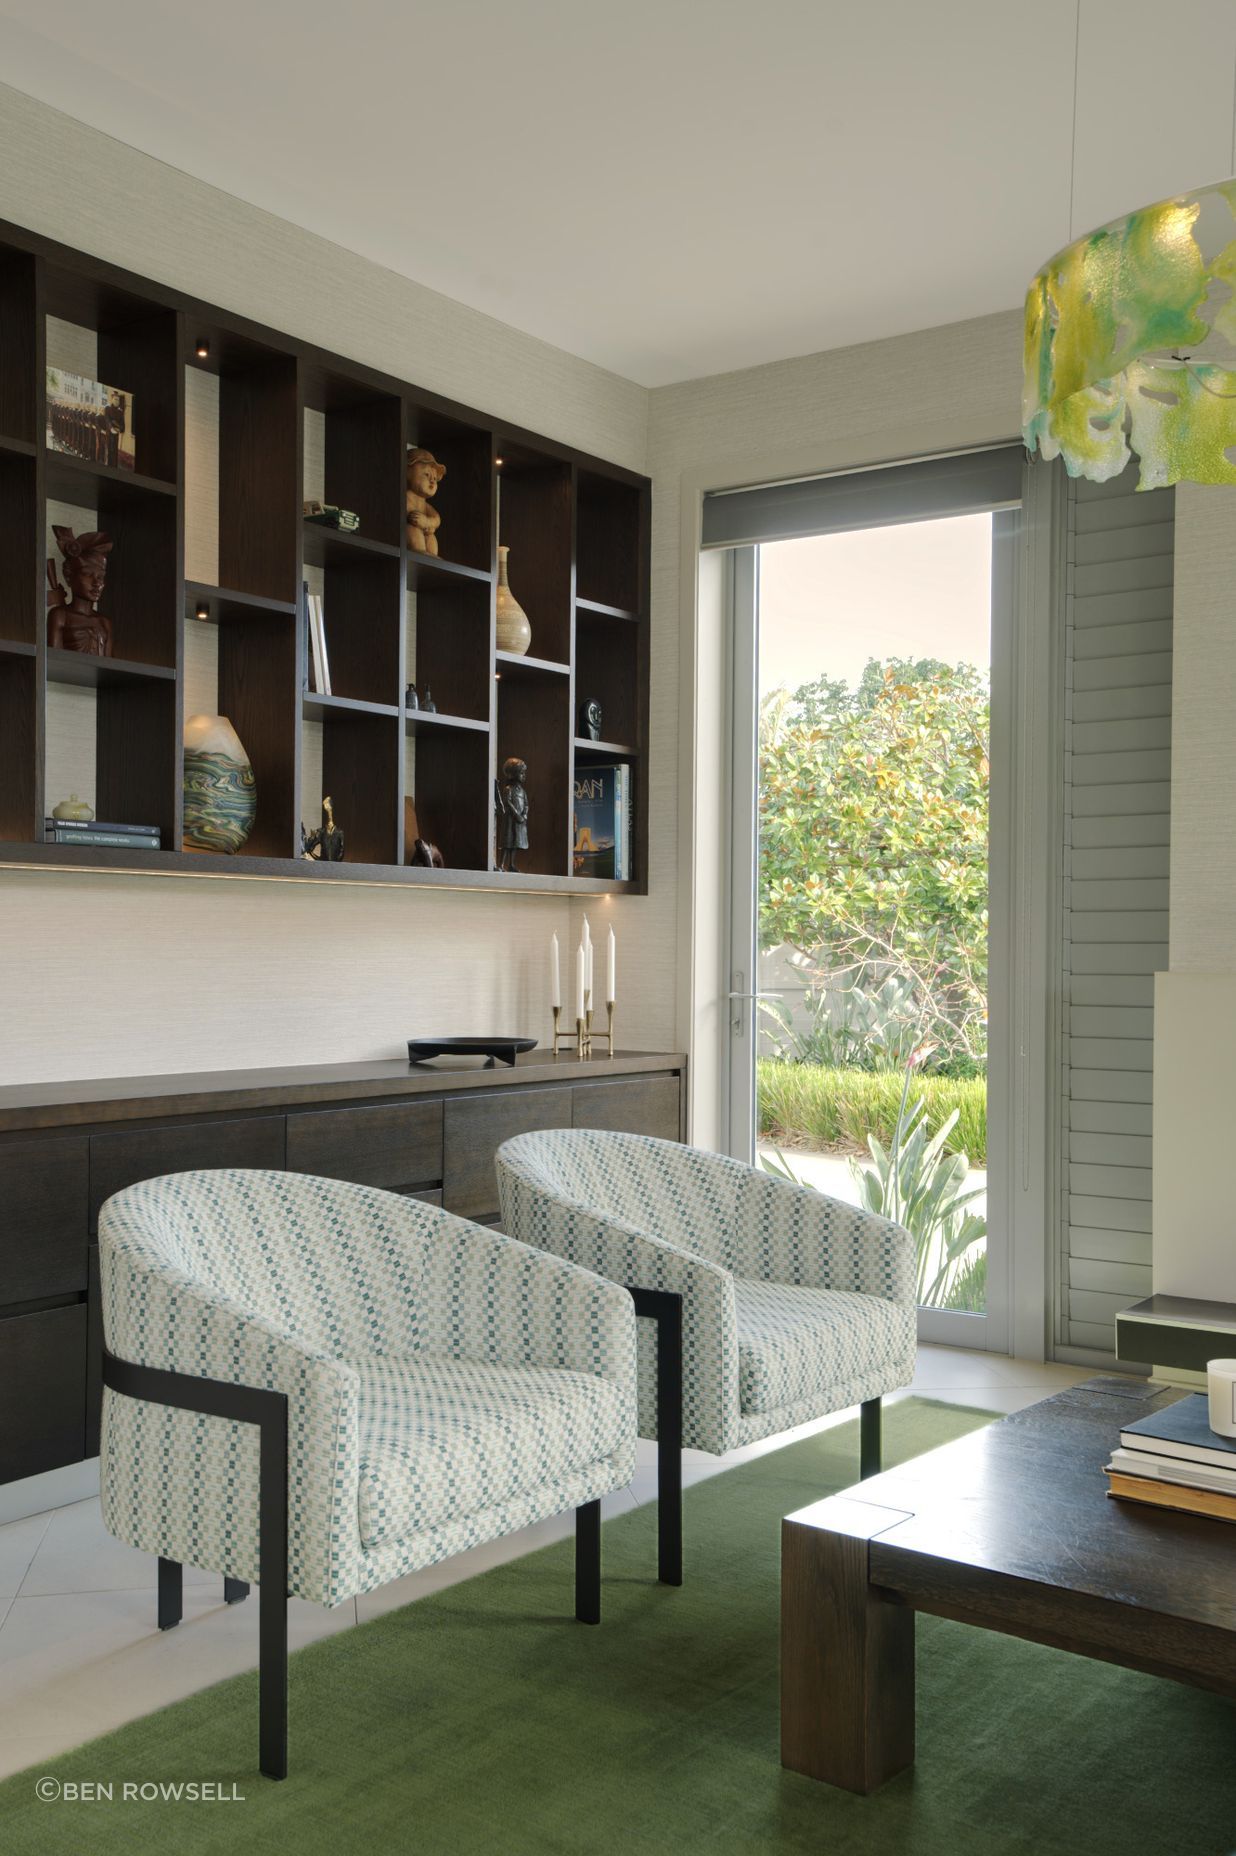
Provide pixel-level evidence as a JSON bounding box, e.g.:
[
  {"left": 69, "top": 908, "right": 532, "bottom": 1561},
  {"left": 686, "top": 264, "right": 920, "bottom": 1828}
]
[{"left": 760, "top": 657, "right": 989, "bottom": 1068}]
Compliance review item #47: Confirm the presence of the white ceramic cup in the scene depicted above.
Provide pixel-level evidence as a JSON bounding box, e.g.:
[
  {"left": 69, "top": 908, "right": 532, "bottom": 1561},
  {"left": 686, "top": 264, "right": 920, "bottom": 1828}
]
[{"left": 1206, "top": 1358, "right": 1236, "bottom": 1439}]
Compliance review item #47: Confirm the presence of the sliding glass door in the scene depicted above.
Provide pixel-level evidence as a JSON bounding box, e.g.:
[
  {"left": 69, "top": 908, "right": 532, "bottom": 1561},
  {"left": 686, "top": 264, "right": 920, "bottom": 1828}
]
[{"left": 719, "top": 450, "right": 1024, "bottom": 1351}]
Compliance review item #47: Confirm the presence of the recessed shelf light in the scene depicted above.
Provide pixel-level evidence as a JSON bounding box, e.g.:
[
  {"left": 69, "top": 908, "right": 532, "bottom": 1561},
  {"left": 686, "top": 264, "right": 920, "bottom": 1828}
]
[
  {"left": 194, "top": 603, "right": 209, "bottom": 621},
  {"left": 495, "top": 456, "right": 504, "bottom": 467},
  {"left": 194, "top": 338, "right": 210, "bottom": 359}
]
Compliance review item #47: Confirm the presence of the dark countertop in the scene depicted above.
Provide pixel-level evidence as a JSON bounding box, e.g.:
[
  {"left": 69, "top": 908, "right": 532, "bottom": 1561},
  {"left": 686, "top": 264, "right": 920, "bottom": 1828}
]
[{"left": 0, "top": 1050, "right": 687, "bottom": 1134}]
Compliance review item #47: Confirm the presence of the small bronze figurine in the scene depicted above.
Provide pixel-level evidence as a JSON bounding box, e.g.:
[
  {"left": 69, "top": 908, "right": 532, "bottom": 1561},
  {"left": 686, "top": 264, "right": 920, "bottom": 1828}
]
[
  {"left": 496, "top": 757, "right": 529, "bottom": 873},
  {"left": 302, "top": 795, "right": 345, "bottom": 862},
  {"left": 578, "top": 697, "right": 603, "bottom": 741},
  {"left": 46, "top": 526, "right": 113, "bottom": 656}
]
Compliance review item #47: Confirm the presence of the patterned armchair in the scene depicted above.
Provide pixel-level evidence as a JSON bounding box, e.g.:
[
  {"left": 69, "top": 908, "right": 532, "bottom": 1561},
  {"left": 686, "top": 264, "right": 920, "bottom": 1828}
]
[
  {"left": 496, "top": 1131, "right": 916, "bottom": 1576},
  {"left": 99, "top": 1170, "right": 638, "bottom": 1778}
]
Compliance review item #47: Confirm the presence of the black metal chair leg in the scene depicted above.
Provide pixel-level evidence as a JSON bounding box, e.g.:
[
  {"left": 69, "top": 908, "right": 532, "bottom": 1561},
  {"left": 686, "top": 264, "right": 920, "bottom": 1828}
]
[
  {"left": 259, "top": 1392, "right": 289, "bottom": 1781},
  {"left": 259, "top": 1580, "right": 288, "bottom": 1779},
  {"left": 860, "top": 1396, "right": 882, "bottom": 1480},
  {"left": 628, "top": 1286, "right": 684, "bottom": 1587},
  {"left": 104, "top": 1349, "right": 289, "bottom": 1781},
  {"left": 158, "top": 1556, "right": 183, "bottom": 1630},
  {"left": 656, "top": 1308, "right": 683, "bottom": 1587},
  {"left": 575, "top": 1499, "right": 601, "bottom": 1625}
]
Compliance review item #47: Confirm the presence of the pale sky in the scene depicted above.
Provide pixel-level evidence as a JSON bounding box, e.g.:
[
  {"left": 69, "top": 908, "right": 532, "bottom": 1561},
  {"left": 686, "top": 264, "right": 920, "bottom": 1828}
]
[{"left": 758, "top": 513, "right": 992, "bottom": 695}]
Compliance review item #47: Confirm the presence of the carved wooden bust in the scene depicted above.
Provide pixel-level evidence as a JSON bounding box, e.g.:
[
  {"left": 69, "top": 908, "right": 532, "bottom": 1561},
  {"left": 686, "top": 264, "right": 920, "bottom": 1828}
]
[{"left": 46, "top": 526, "right": 113, "bottom": 656}]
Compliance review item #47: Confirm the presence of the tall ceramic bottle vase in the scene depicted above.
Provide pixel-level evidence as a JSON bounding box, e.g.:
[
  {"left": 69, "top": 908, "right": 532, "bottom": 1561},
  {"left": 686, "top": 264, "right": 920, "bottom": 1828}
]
[{"left": 495, "top": 545, "right": 532, "bottom": 656}]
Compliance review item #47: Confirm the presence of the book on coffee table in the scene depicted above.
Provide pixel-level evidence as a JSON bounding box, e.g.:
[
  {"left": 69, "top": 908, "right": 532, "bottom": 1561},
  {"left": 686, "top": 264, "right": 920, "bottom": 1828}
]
[
  {"left": 1119, "top": 1393, "right": 1236, "bottom": 1474},
  {"left": 1107, "top": 1444, "right": 1236, "bottom": 1492},
  {"left": 1105, "top": 1466, "right": 1236, "bottom": 1524}
]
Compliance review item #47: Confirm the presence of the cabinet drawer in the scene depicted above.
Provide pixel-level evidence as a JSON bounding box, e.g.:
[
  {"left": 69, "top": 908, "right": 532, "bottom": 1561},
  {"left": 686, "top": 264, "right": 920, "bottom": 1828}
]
[
  {"left": 443, "top": 1086, "right": 573, "bottom": 1221},
  {"left": 573, "top": 1076, "right": 682, "bottom": 1141},
  {"left": 0, "top": 1136, "right": 89, "bottom": 1305},
  {"left": 90, "top": 1116, "right": 285, "bottom": 1231},
  {"left": 0, "top": 1303, "right": 86, "bottom": 1482},
  {"left": 286, "top": 1101, "right": 442, "bottom": 1192}
]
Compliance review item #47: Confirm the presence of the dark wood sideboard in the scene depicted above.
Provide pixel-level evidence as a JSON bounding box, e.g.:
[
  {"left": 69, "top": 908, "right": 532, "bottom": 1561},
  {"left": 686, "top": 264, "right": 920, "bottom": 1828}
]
[{"left": 0, "top": 1049, "right": 685, "bottom": 1487}]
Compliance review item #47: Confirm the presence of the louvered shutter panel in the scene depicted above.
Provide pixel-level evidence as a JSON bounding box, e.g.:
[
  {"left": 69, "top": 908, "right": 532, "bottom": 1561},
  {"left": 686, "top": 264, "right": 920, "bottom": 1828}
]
[{"left": 1060, "top": 467, "right": 1172, "bottom": 1354}]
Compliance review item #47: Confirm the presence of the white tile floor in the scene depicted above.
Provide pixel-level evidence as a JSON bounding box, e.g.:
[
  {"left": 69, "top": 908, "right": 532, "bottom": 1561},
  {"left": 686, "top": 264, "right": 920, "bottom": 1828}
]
[{"left": 0, "top": 1345, "right": 1089, "bottom": 1781}]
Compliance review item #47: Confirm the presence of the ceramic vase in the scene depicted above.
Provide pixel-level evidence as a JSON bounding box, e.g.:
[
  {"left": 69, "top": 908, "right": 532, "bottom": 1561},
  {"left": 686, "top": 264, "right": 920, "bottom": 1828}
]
[
  {"left": 495, "top": 545, "right": 532, "bottom": 656},
  {"left": 183, "top": 713, "right": 256, "bottom": 853}
]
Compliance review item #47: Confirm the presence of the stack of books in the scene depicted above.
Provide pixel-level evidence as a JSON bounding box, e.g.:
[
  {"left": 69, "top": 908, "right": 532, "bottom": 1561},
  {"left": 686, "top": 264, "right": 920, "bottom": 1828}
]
[
  {"left": 1104, "top": 1393, "right": 1236, "bottom": 1523},
  {"left": 572, "top": 763, "right": 634, "bottom": 880},
  {"left": 46, "top": 817, "right": 160, "bottom": 851}
]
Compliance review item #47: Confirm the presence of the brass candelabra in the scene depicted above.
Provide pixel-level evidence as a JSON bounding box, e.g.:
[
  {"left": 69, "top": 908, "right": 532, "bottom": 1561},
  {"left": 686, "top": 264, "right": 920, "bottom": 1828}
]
[{"left": 552, "top": 995, "right": 614, "bottom": 1057}]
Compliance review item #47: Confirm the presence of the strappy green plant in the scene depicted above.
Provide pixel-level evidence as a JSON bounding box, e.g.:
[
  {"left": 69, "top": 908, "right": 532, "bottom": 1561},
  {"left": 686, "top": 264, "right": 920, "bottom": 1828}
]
[{"left": 849, "top": 1063, "right": 986, "bottom": 1308}]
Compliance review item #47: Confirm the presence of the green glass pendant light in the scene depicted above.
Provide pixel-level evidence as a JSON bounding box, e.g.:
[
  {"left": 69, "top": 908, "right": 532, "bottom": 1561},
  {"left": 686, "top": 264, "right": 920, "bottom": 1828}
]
[{"left": 1023, "top": 179, "right": 1236, "bottom": 488}]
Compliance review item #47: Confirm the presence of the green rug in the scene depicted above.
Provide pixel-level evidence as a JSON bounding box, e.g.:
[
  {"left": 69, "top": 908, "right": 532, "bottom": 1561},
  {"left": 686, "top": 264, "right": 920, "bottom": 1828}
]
[{"left": 1, "top": 1399, "right": 1233, "bottom": 1856}]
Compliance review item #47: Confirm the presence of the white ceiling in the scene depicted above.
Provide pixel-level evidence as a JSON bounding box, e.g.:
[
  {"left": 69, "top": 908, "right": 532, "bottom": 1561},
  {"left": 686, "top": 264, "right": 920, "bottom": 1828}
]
[{"left": 2, "top": 0, "right": 1236, "bottom": 386}]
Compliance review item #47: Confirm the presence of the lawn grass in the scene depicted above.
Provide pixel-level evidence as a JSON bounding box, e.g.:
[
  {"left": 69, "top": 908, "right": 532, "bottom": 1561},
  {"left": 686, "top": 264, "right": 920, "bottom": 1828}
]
[{"left": 757, "top": 1058, "right": 987, "bottom": 1165}]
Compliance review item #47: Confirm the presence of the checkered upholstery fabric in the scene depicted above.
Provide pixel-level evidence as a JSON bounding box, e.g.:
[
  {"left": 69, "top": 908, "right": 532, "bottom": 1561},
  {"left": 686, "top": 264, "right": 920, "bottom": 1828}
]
[
  {"left": 349, "top": 1352, "right": 628, "bottom": 1548},
  {"left": 496, "top": 1131, "right": 915, "bottom": 1456},
  {"left": 734, "top": 1278, "right": 912, "bottom": 1413},
  {"left": 99, "top": 1170, "right": 637, "bottom": 1607}
]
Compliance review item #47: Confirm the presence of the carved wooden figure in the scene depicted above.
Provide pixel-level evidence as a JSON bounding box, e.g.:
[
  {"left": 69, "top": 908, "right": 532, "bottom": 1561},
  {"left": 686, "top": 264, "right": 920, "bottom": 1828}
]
[
  {"left": 46, "top": 526, "right": 114, "bottom": 656},
  {"left": 406, "top": 448, "right": 446, "bottom": 555}
]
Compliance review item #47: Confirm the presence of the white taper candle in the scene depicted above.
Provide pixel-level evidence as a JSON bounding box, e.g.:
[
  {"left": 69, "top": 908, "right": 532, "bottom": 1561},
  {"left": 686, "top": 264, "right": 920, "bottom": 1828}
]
[
  {"left": 606, "top": 926, "right": 616, "bottom": 1004},
  {"left": 550, "top": 933, "right": 560, "bottom": 1010}
]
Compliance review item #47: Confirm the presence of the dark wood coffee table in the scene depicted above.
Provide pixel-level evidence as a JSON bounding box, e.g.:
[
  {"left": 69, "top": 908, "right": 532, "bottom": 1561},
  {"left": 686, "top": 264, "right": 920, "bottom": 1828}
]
[{"left": 780, "top": 1378, "right": 1236, "bottom": 1793}]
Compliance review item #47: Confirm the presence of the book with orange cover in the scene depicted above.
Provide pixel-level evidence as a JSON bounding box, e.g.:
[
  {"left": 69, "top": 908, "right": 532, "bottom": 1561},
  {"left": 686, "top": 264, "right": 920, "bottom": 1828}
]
[{"left": 1104, "top": 1468, "right": 1236, "bottom": 1524}]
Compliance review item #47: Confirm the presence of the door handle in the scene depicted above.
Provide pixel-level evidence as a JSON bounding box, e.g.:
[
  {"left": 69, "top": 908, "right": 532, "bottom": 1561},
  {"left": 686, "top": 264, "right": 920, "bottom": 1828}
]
[{"left": 727, "top": 984, "right": 807, "bottom": 1034}]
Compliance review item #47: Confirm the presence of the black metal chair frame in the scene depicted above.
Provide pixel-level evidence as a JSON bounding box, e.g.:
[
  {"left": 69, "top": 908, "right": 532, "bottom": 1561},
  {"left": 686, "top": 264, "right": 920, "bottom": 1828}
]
[
  {"left": 105, "top": 1289, "right": 874, "bottom": 1775},
  {"left": 103, "top": 1348, "right": 609, "bottom": 1780},
  {"left": 626, "top": 1287, "right": 684, "bottom": 1586},
  {"left": 624, "top": 1288, "right": 883, "bottom": 1584},
  {"left": 102, "top": 1349, "right": 290, "bottom": 1779}
]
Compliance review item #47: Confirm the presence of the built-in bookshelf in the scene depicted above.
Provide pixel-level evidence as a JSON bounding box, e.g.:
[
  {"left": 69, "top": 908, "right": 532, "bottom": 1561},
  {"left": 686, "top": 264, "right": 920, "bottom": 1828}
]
[{"left": 0, "top": 218, "right": 649, "bottom": 894}]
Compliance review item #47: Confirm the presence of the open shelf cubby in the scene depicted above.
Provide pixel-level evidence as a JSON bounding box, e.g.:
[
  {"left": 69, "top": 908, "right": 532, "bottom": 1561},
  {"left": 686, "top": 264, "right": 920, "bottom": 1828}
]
[{"left": 0, "top": 217, "right": 648, "bottom": 892}]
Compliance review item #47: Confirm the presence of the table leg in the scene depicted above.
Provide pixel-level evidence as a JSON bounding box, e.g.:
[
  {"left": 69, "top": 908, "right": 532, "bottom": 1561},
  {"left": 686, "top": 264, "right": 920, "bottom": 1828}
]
[{"left": 781, "top": 1502, "right": 915, "bottom": 1793}]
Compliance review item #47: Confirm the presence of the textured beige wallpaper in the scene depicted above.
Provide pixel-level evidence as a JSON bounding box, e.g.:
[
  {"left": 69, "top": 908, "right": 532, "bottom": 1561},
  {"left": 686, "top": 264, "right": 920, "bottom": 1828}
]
[
  {"left": 1166, "top": 483, "right": 1236, "bottom": 972},
  {"left": 0, "top": 83, "right": 652, "bottom": 1085}
]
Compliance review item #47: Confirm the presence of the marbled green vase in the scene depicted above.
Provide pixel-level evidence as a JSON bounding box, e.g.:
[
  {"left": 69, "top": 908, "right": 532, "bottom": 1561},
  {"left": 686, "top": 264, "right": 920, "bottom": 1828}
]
[{"left": 183, "top": 713, "right": 256, "bottom": 854}]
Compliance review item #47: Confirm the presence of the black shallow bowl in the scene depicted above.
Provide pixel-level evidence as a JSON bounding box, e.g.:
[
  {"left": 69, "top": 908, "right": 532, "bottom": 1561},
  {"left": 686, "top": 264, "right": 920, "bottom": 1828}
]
[{"left": 407, "top": 1036, "right": 537, "bottom": 1069}]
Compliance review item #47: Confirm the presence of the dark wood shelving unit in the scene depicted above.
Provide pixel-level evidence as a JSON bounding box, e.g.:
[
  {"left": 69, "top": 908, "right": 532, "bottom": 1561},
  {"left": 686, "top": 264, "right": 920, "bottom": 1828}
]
[
  {"left": 496, "top": 650, "right": 571, "bottom": 679},
  {"left": 404, "top": 708, "right": 489, "bottom": 735},
  {"left": 303, "top": 691, "right": 400, "bottom": 723},
  {"left": 45, "top": 649, "right": 176, "bottom": 689},
  {"left": 0, "top": 215, "right": 650, "bottom": 892},
  {"left": 575, "top": 735, "right": 638, "bottom": 757}
]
